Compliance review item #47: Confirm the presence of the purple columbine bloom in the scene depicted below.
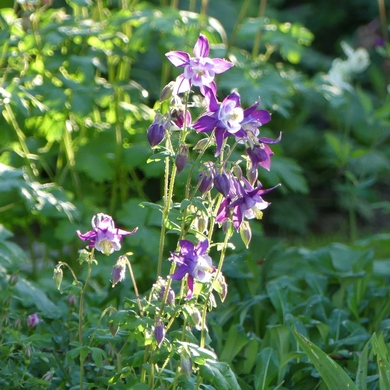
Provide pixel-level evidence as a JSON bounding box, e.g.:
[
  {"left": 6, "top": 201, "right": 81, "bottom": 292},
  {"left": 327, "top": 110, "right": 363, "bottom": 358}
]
[
  {"left": 27, "top": 313, "right": 39, "bottom": 328},
  {"left": 193, "top": 88, "right": 272, "bottom": 157},
  {"left": 77, "top": 213, "right": 138, "bottom": 256},
  {"left": 165, "top": 34, "right": 233, "bottom": 95},
  {"left": 169, "top": 239, "right": 215, "bottom": 300},
  {"left": 216, "top": 176, "right": 280, "bottom": 231},
  {"left": 147, "top": 113, "right": 168, "bottom": 147}
]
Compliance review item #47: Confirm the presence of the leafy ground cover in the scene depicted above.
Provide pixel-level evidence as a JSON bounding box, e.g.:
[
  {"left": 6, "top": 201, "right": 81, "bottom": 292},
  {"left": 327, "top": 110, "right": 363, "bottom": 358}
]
[{"left": 0, "top": 0, "right": 389, "bottom": 389}]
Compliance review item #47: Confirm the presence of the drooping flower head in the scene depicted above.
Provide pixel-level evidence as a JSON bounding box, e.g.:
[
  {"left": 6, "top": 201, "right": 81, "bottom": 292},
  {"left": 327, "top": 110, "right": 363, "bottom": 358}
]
[
  {"left": 169, "top": 239, "right": 215, "bottom": 300},
  {"left": 77, "top": 213, "right": 138, "bottom": 256},
  {"left": 193, "top": 87, "right": 273, "bottom": 157},
  {"left": 147, "top": 113, "right": 169, "bottom": 147},
  {"left": 165, "top": 34, "right": 233, "bottom": 95},
  {"left": 27, "top": 313, "right": 39, "bottom": 328},
  {"left": 216, "top": 175, "right": 280, "bottom": 231}
]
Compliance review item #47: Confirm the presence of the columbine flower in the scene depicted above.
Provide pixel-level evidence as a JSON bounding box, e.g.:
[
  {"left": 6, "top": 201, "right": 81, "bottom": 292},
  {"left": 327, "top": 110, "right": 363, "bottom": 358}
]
[
  {"left": 165, "top": 34, "right": 233, "bottom": 95},
  {"left": 147, "top": 113, "right": 169, "bottom": 147},
  {"left": 112, "top": 255, "right": 127, "bottom": 287},
  {"left": 193, "top": 88, "right": 272, "bottom": 156},
  {"left": 27, "top": 313, "right": 39, "bottom": 328},
  {"left": 77, "top": 213, "right": 138, "bottom": 256},
  {"left": 169, "top": 239, "right": 215, "bottom": 300},
  {"left": 216, "top": 176, "right": 279, "bottom": 231}
]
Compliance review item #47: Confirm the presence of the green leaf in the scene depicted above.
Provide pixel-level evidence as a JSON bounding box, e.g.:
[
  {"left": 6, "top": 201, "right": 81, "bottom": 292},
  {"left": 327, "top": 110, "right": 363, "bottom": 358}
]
[
  {"left": 199, "top": 360, "right": 240, "bottom": 390},
  {"left": 355, "top": 339, "right": 369, "bottom": 390},
  {"left": 293, "top": 328, "right": 358, "bottom": 390},
  {"left": 372, "top": 333, "right": 390, "bottom": 390},
  {"left": 254, "top": 347, "right": 279, "bottom": 390},
  {"left": 219, "top": 324, "right": 249, "bottom": 364}
]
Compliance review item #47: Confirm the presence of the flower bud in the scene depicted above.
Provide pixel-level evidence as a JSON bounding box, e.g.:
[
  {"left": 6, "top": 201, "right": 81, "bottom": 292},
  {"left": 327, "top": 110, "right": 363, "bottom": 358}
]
[
  {"left": 24, "top": 345, "right": 32, "bottom": 361},
  {"left": 240, "top": 220, "right": 252, "bottom": 248},
  {"left": 2, "top": 296, "right": 11, "bottom": 309},
  {"left": 197, "top": 163, "right": 215, "bottom": 194},
  {"left": 175, "top": 144, "right": 189, "bottom": 174},
  {"left": 9, "top": 274, "right": 18, "bottom": 287},
  {"left": 27, "top": 313, "right": 39, "bottom": 328},
  {"left": 112, "top": 256, "right": 127, "bottom": 287},
  {"left": 214, "top": 172, "right": 230, "bottom": 197},
  {"left": 68, "top": 295, "right": 77, "bottom": 307},
  {"left": 147, "top": 114, "right": 166, "bottom": 147},
  {"left": 1, "top": 313, "right": 10, "bottom": 328},
  {"left": 53, "top": 266, "right": 63, "bottom": 290},
  {"left": 190, "top": 307, "right": 202, "bottom": 330},
  {"left": 108, "top": 320, "right": 120, "bottom": 337},
  {"left": 14, "top": 317, "right": 23, "bottom": 330},
  {"left": 171, "top": 108, "right": 191, "bottom": 129},
  {"left": 193, "top": 137, "right": 210, "bottom": 151},
  {"left": 154, "top": 318, "right": 165, "bottom": 348},
  {"left": 232, "top": 165, "right": 243, "bottom": 179},
  {"left": 247, "top": 167, "right": 258, "bottom": 186},
  {"left": 180, "top": 353, "right": 192, "bottom": 376},
  {"left": 42, "top": 368, "right": 54, "bottom": 382},
  {"left": 160, "top": 81, "right": 174, "bottom": 101}
]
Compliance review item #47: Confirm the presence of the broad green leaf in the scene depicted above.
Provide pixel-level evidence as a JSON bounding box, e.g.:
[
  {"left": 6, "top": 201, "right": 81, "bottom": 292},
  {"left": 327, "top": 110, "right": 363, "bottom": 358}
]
[
  {"left": 219, "top": 324, "right": 249, "bottom": 364},
  {"left": 254, "top": 347, "right": 279, "bottom": 390},
  {"left": 293, "top": 329, "right": 358, "bottom": 390}
]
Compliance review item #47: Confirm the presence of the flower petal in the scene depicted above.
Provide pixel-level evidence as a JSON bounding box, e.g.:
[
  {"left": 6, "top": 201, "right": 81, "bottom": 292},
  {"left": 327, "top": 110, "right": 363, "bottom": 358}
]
[
  {"left": 165, "top": 51, "right": 190, "bottom": 67},
  {"left": 212, "top": 58, "right": 234, "bottom": 73},
  {"left": 193, "top": 115, "right": 217, "bottom": 133},
  {"left": 195, "top": 239, "right": 209, "bottom": 256},
  {"left": 193, "top": 34, "right": 210, "bottom": 58},
  {"left": 170, "top": 266, "right": 188, "bottom": 281}
]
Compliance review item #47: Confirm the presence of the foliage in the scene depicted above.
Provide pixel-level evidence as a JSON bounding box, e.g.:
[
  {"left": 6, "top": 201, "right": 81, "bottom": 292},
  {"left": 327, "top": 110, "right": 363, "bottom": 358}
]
[{"left": 0, "top": 0, "right": 389, "bottom": 389}]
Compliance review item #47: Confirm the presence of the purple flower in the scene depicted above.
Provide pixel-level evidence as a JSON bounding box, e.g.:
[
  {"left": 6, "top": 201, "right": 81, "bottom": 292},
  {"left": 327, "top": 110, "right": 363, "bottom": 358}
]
[
  {"left": 77, "top": 213, "right": 138, "bottom": 256},
  {"left": 27, "top": 313, "right": 39, "bottom": 328},
  {"left": 165, "top": 34, "right": 233, "bottom": 95},
  {"left": 216, "top": 176, "right": 280, "bottom": 231},
  {"left": 154, "top": 317, "right": 165, "bottom": 348},
  {"left": 169, "top": 239, "right": 215, "bottom": 300},
  {"left": 197, "top": 162, "right": 215, "bottom": 194},
  {"left": 112, "top": 255, "right": 127, "bottom": 287},
  {"left": 194, "top": 88, "right": 272, "bottom": 157},
  {"left": 147, "top": 113, "right": 168, "bottom": 147}
]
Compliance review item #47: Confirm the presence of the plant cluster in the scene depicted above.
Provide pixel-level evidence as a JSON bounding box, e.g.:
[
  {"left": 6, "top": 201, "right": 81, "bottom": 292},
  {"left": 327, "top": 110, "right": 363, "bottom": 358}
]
[{"left": 0, "top": 0, "right": 390, "bottom": 389}]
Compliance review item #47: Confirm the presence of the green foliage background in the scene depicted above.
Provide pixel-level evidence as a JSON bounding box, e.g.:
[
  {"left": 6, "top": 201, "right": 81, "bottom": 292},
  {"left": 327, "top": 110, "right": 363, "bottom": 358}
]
[{"left": 0, "top": 0, "right": 389, "bottom": 388}]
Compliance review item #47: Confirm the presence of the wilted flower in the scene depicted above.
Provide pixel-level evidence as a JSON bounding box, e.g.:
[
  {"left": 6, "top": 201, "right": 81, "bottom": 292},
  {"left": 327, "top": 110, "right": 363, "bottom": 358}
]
[
  {"left": 169, "top": 239, "right": 215, "bottom": 300},
  {"left": 165, "top": 34, "right": 233, "bottom": 95},
  {"left": 112, "top": 255, "right": 127, "bottom": 287},
  {"left": 27, "top": 313, "right": 39, "bottom": 328},
  {"left": 77, "top": 213, "right": 137, "bottom": 256}
]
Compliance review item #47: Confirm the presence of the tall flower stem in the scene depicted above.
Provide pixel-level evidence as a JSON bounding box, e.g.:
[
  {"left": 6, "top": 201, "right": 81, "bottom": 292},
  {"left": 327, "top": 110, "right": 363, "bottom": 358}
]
[
  {"left": 252, "top": 0, "right": 268, "bottom": 59},
  {"left": 79, "top": 251, "right": 94, "bottom": 390},
  {"left": 125, "top": 254, "right": 143, "bottom": 315},
  {"left": 378, "top": 0, "right": 389, "bottom": 44},
  {"left": 200, "top": 230, "right": 230, "bottom": 349}
]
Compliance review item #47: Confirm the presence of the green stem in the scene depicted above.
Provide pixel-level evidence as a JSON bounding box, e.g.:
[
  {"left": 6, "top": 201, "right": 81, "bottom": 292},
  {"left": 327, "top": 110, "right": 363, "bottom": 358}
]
[
  {"left": 79, "top": 251, "right": 94, "bottom": 390},
  {"left": 227, "top": 0, "right": 252, "bottom": 54},
  {"left": 252, "top": 0, "right": 268, "bottom": 59},
  {"left": 200, "top": 231, "right": 230, "bottom": 348},
  {"left": 4, "top": 103, "right": 38, "bottom": 177},
  {"left": 125, "top": 254, "right": 143, "bottom": 315}
]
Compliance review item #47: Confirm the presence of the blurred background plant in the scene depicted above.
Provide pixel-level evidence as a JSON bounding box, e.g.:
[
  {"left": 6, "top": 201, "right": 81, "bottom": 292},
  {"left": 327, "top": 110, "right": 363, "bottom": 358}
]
[{"left": 0, "top": 0, "right": 390, "bottom": 388}]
